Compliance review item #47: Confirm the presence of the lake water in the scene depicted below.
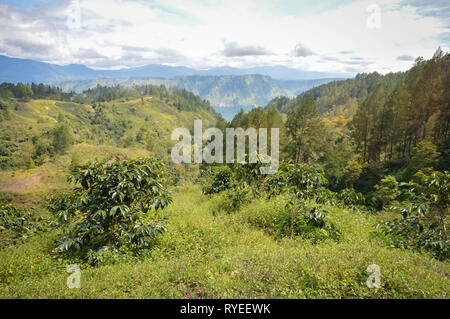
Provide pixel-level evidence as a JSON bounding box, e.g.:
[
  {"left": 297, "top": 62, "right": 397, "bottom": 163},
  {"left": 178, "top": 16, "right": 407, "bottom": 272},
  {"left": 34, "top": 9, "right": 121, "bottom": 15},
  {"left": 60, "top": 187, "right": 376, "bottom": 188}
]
[{"left": 213, "top": 105, "right": 256, "bottom": 122}]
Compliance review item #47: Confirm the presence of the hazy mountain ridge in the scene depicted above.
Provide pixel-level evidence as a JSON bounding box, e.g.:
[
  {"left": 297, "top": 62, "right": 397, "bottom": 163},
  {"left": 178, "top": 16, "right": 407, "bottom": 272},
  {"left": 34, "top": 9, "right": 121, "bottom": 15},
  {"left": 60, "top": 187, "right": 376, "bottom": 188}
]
[
  {"left": 0, "top": 55, "right": 343, "bottom": 107},
  {"left": 0, "top": 54, "right": 347, "bottom": 83},
  {"left": 58, "top": 75, "right": 339, "bottom": 107}
]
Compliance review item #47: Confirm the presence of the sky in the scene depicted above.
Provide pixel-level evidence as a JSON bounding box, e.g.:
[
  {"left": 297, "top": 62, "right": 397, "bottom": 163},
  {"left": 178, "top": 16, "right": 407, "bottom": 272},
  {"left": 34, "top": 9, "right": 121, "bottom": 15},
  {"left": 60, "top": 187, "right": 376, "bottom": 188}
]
[{"left": 0, "top": 0, "right": 448, "bottom": 75}]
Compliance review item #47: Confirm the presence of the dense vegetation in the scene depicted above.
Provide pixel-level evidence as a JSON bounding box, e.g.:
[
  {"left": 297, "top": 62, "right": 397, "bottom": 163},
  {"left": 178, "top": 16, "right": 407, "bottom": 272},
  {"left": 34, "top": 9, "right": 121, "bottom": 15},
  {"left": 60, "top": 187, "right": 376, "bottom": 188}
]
[{"left": 0, "top": 49, "right": 448, "bottom": 299}]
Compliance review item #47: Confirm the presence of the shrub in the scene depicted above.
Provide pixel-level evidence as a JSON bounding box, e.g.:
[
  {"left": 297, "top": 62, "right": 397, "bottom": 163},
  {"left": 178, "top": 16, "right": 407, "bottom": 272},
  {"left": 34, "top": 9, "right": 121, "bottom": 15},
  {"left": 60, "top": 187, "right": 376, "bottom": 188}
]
[
  {"left": 52, "top": 125, "right": 73, "bottom": 154},
  {"left": 216, "top": 186, "right": 250, "bottom": 213},
  {"left": 374, "top": 175, "right": 401, "bottom": 209},
  {"left": 263, "top": 162, "right": 328, "bottom": 238},
  {"left": 380, "top": 170, "right": 449, "bottom": 260},
  {"left": 202, "top": 166, "right": 234, "bottom": 195},
  {"left": 47, "top": 157, "right": 172, "bottom": 260},
  {"left": 0, "top": 203, "right": 56, "bottom": 249}
]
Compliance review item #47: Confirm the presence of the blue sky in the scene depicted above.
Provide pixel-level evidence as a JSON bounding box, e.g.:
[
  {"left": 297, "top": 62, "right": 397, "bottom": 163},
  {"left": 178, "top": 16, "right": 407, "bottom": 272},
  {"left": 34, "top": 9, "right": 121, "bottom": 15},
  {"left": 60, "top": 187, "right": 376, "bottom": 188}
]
[{"left": 0, "top": 0, "right": 448, "bottom": 74}]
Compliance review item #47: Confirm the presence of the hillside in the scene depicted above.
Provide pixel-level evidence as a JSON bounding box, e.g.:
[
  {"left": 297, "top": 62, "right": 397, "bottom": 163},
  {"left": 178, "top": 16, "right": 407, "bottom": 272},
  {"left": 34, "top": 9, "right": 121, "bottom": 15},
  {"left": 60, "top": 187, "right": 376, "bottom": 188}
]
[
  {"left": 266, "top": 72, "right": 404, "bottom": 117},
  {"left": 0, "top": 88, "right": 219, "bottom": 199},
  {"left": 58, "top": 75, "right": 338, "bottom": 108}
]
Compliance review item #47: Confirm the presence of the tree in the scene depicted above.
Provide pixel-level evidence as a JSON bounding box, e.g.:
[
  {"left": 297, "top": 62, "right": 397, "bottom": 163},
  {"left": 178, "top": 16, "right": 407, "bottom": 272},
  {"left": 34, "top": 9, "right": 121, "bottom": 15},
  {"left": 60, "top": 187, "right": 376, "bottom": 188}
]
[
  {"left": 52, "top": 125, "right": 73, "bottom": 154},
  {"left": 202, "top": 166, "right": 234, "bottom": 195},
  {"left": 351, "top": 84, "right": 389, "bottom": 163},
  {"left": 47, "top": 158, "right": 171, "bottom": 259},
  {"left": 15, "top": 83, "right": 33, "bottom": 101},
  {"left": 343, "top": 159, "right": 363, "bottom": 188},
  {"left": 374, "top": 175, "right": 400, "bottom": 209},
  {"left": 324, "top": 139, "right": 359, "bottom": 189},
  {"left": 382, "top": 170, "right": 449, "bottom": 260},
  {"left": 404, "top": 139, "right": 440, "bottom": 179},
  {"left": 285, "top": 96, "right": 330, "bottom": 163},
  {"left": 264, "top": 163, "right": 337, "bottom": 239}
]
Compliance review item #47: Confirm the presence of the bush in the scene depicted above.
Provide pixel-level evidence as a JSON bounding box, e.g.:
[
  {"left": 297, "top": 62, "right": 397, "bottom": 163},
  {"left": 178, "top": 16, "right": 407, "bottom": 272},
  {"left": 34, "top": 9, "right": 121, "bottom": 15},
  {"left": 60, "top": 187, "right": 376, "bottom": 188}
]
[
  {"left": 380, "top": 170, "right": 449, "bottom": 260},
  {"left": 52, "top": 125, "right": 73, "bottom": 154},
  {"left": 374, "top": 175, "right": 401, "bottom": 209},
  {"left": 202, "top": 166, "right": 234, "bottom": 195},
  {"left": 275, "top": 204, "right": 339, "bottom": 243},
  {"left": 47, "top": 157, "right": 172, "bottom": 261},
  {"left": 216, "top": 186, "right": 250, "bottom": 213},
  {"left": 0, "top": 203, "right": 56, "bottom": 249}
]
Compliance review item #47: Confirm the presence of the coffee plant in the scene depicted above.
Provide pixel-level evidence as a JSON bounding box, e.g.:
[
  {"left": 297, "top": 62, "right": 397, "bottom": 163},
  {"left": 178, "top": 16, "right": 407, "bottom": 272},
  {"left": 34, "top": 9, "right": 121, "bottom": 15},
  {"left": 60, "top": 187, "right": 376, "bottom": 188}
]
[
  {"left": 0, "top": 203, "right": 56, "bottom": 249},
  {"left": 47, "top": 157, "right": 172, "bottom": 259},
  {"left": 380, "top": 170, "right": 449, "bottom": 260}
]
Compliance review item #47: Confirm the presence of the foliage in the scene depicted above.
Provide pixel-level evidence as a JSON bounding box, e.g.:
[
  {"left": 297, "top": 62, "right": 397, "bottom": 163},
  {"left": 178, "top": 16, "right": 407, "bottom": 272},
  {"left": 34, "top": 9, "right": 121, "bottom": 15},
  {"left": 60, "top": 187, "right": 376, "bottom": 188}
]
[
  {"left": 374, "top": 175, "right": 401, "bottom": 209},
  {"left": 404, "top": 139, "right": 440, "bottom": 179},
  {"left": 52, "top": 125, "right": 74, "bottom": 154},
  {"left": 265, "top": 162, "right": 328, "bottom": 199},
  {"left": 234, "top": 153, "right": 276, "bottom": 197},
  {"left": 380, "top": 171, "right": 449, "bottom": 260},
  {"left": 47, "top": 157, "right": 171, "bottom": 260},
  {"left": 215, "top": 186, "right": 250, "bottom": 213},
  {"left": 0, "top": 203, "right": 56, "bottom": 249},
  {"left": 202, "top": 166, "right": 234, "bottom": 195},
  {"left": 284, "top": 96, "right": 331, "bottom": 163}
]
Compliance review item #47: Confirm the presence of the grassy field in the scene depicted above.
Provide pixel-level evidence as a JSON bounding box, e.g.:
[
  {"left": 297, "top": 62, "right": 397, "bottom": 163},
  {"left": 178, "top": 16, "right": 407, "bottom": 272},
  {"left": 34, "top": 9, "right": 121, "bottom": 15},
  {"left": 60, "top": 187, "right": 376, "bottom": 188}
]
[{"left": 0, "top": 185, "right": 448, "bottom": 299}]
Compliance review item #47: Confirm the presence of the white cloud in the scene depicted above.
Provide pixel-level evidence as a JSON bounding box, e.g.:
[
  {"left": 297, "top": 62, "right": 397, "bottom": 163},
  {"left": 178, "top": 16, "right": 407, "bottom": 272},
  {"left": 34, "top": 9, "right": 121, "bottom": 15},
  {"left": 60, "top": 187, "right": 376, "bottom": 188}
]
[{"left": 0, "top": 0, "right": 448, "bottom": 74}]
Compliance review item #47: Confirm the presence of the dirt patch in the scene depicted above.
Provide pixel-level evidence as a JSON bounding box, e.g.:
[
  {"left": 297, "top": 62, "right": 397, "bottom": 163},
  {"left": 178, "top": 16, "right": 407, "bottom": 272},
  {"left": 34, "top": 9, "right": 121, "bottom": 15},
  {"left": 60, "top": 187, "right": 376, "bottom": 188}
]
[
  {"left": 0, "top": 175, "right": 43, "bottom": 192},
  {"left": 180, "top": 283, "right": 205, "bottom": 299}
]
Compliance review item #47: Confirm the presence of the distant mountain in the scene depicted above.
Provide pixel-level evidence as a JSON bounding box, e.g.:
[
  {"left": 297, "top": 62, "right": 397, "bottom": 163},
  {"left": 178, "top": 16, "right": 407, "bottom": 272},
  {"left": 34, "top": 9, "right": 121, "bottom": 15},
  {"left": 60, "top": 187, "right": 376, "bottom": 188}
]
[
  {"left": 0, "top": 55, "right": 347, "bottom": 83},
  {"left": 58, "top": 75, "right": 340, "bottom": 107},
  {"left": 0, "top": 55, "right": 98, "bottom": 83}
]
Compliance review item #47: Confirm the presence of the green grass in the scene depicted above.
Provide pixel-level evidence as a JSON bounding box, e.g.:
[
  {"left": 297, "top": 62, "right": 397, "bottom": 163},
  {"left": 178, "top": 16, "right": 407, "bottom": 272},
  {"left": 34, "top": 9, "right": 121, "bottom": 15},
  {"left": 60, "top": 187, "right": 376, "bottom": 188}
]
[{"left": 0, "top": 185, "right": 448, "bottom": 298}]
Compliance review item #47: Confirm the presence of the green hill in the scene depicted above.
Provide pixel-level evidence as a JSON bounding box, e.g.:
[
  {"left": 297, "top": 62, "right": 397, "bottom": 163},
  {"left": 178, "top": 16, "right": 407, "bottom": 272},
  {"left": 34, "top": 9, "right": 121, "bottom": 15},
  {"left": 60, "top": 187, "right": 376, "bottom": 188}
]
[
  {"left": 266, "top": 72, "right": 404, "bottom": 117},
  {"left": 0, "top": 86, "right": 220, "bottom": 199}
]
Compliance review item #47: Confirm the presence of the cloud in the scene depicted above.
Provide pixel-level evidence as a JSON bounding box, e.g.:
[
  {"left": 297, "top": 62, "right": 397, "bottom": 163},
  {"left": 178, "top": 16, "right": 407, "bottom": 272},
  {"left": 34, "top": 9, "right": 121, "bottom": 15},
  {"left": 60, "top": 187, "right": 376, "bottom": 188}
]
[
  {"left": 402, "top": 0, "right": 450, "bottom": 20},
  {"left": 396, "top": 54, "right": 415, "bottom": 61},
  {"left": 321, "top": 56, "right": 340, "bottom": 62},
  {"left": 293, "top": 43, "right": 315, "bottom": 57},
  {"left": 3, "top": 38, "right": 53, "bottom": 56},
  {"left": 74, "top": 48, "right": 106, "bottom": 60},
  {"left": 0, "top": 0, "right": 448, "bottom": 74},
  {"left": 343, "top": 59, "right": 373, "bottom": 66},
  {"left": 222, "top": 41, "right": 271, "bottom": 57}
]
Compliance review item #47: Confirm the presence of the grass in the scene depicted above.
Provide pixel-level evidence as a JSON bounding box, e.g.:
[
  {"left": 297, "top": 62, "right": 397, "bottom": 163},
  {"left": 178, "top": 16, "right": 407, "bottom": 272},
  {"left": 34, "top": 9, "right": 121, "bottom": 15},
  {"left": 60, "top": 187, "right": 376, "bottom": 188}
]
[{"left": 0, "top": 185, "right": 448, "bottom": 298}]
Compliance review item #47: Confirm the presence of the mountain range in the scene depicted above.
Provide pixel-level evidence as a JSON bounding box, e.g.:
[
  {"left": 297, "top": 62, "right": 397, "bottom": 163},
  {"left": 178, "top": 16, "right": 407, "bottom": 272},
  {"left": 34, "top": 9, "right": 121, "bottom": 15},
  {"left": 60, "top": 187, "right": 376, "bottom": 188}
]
[
  {"left": 0, "top": 55, "right": 345, "bottom": 107},
  {"left": 0, "top": 55, "right": 346, "bottom": 83},
  {"left": 58, "top": 75, "right": 340, "bottom": 107}
]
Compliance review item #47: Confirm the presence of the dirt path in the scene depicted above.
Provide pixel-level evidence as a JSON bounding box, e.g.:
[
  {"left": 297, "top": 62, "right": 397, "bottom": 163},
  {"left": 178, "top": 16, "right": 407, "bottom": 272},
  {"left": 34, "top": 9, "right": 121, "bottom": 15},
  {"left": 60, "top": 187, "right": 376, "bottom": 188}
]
[{"left": 0, "top": 175, "right": 43, "bottom": 192}]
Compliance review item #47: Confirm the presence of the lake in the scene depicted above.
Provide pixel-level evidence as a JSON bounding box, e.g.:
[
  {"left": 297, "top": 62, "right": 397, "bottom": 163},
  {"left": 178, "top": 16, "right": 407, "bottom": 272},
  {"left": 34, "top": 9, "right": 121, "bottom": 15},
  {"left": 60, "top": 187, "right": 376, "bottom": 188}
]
[{"left": 213, "top": 105, "right": 256, "bottom": 122}]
